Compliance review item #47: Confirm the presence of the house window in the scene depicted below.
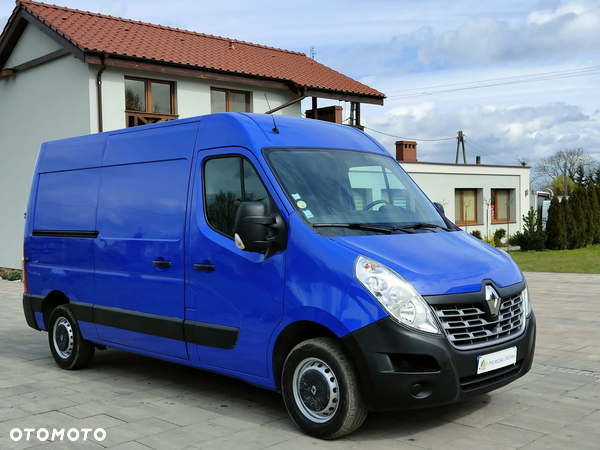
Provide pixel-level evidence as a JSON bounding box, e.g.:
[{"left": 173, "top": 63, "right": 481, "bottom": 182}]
[
  {"left": 125, "top": 77, "right": 177, "bottom": 127},
  {"left": 211, "top": 88, "right": 250, "bottom": 113},
  {"left": 491, "top": 189, "right": 513, "bottom": 222},
  {"left": 455, "top": 189, "right": 478, "bottom": 224}
]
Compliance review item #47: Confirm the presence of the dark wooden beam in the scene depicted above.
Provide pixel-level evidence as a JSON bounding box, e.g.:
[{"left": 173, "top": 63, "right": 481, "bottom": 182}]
[
  {"left": 11, "top": 48, "right": 69, "bottom": 72},
  {"left": 86, "top": 55, "right": 293, "bottom": 92},
  {"left": 304, "top": 88, "right": 385, "bottom": 105},
  {"left": 19, "top": 9, "right": 85, "bottom": 62},
  {"left": 86, "top": 55, "right": 385, "bottom": 106},
  {"left": 0, "top": 69, "right": 14, "bottom": 79},
  {"left": 0, "top": 12, "right": 28, "bottom": 69}
]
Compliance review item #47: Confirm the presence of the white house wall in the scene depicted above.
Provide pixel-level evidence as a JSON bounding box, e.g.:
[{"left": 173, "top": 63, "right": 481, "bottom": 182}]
[
  {"left": 400, "top": 162, "right": 530, "bottom": 239},
  {"left": 4, "top": 23, "right": 63, "bottom": 67},
  {"left": 88, "top": 66, "right": 301, "bottom": 133},
  {"left": 0, "top": 44, "right": 92, "bottom": 269}
]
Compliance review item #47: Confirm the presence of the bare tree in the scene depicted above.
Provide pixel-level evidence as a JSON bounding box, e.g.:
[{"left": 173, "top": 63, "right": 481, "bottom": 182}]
[{"left": 535, "top": 148, "right": 597, "bottom": 180}]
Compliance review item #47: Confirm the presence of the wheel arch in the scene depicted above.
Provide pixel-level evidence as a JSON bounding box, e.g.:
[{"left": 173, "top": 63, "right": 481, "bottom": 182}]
[
  {"left": 41, "top": 290, "right": 70, "bottom": 330},
  {"left": 272, "top": 320, "right": 345, "bottom": 391}
]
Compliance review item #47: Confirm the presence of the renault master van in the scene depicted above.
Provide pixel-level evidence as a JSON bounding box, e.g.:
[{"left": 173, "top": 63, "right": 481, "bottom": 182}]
[{"left": 23, "top": 113, "right": 536, "bottom": 439}]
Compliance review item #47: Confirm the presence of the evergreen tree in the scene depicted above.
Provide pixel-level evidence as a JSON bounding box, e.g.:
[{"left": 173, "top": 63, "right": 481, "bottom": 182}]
[
  {"left": 589, "top": 184, "right": 600, "bottom": 244},
  {"left": 546, "top": 196, "right": 567, "bottom": 250},
  {"left": 569, "top": 193, "right": 586, "bottom": 248},
  {"left": 574, "top": 164, "right": 587, "bottom": 187},
  {"left": 563, "top": 198, "right": 577, "bottom": 249}
]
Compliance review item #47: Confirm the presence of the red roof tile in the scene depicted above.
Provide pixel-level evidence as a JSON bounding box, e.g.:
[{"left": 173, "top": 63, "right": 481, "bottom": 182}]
[{"left": 3, "top": 1, "right": 384, "bottom": 98}]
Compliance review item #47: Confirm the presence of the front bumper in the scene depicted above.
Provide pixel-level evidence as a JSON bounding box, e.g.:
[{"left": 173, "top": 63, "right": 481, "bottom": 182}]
[{"left": 342, "top": 313, "right": 536, "bottom": 412}]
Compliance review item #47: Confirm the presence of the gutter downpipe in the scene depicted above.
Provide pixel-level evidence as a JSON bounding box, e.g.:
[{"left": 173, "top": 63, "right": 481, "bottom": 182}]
[
  {"left": 96, "top": 53, "right": 107, "bottom": 133},
  {"left": 265, "top": 85, "right": 307, "bottom": 114}
]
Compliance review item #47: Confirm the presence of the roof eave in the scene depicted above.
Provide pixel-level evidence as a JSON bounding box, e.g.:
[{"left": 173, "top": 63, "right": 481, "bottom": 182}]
[
  {"left": 0, "top": 6, "right": 84, "bottom": 70},
  {"left": 85, "top": 52, "right": 385, "bottom": 105}
]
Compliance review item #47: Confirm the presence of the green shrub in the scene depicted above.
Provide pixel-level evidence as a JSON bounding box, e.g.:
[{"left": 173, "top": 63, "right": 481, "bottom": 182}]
[
  {"left": 508, "top": 234, "right": 519, "bottom": 246},
  {"left": 470, "top": 230, "right": 482, "bottom": 239},
  {"left": 483, "top": 235, "right": 495, "bottom": 246},
  {"left": 588, "top": 184, "right": 600, "bottom": 244},
  {"left": 493, "top": 228, "right": 506, "bottom": 247},
  {"left": 1, "top": 270, "right": 22, "bottom": 281},
  {"left": 546, "top": 196, "right": 567, "bottom": 250},
  {"left": 515, "top": 208, "right": 547, "bottom": 251}
]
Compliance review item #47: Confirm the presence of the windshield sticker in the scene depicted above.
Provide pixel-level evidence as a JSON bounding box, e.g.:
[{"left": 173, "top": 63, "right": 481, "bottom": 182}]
[
  {"left": 303, "top": 209, "right": 314, "bottom": 219},
  {"left": 292, "top": 193, "right": 301, "bottom": 200},
  {"left": 297, "top": 201, "right": 307, "bottom": 209}
]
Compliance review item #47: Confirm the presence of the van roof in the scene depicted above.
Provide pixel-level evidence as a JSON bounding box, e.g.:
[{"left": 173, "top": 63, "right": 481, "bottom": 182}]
[{"left": 40, "top": 113, "right": 389, "bottom": 167}]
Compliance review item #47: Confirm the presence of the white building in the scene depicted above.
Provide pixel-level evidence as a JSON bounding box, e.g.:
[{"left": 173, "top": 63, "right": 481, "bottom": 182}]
[
  {"left": 395, "top": 141, "right": 531, "bottom": 239},
  {"left": 0, "top": 1, "right": 384, "bottom": 269}
]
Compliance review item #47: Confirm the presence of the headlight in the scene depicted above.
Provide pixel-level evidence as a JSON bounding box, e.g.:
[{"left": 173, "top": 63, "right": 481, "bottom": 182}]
[
  {"left": 521, "top": 285, "right": 531, "bottom": 317},
  {"left": 355, "top": 255, "right": 439, "bottom": 334}
]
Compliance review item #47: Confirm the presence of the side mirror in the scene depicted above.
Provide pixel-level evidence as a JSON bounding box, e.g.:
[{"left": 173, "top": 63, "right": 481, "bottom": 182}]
[
  {"left": 433, "top": 202, "right": 445, "bottom": 215},
  {"left": 234, "top": 202, "right": 287, "bottom": 256}
]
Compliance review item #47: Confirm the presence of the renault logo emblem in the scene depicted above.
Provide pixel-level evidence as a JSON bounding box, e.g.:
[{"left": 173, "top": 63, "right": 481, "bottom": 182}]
[{"left": 485, "top": 285, "right": 501, "bottom": 317}]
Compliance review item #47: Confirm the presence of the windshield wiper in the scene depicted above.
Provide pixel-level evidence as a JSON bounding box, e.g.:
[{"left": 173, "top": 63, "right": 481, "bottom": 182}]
[
  {"left": 393, "top": 223, "right": 450, "bottom": 232},
  {"left": 313, "top": 223, "right": 396, "bottom": 234}
]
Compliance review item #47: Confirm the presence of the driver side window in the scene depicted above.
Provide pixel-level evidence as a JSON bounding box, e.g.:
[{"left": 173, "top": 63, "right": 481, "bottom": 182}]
[{"left": 204, "top": 156, "right": 273, "bottom": 238}]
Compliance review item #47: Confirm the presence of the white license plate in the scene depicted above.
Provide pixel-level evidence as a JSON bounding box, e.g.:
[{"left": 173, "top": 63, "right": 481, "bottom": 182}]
[{"left": 477, "top": 346, "right": 517, "bottom": 375}]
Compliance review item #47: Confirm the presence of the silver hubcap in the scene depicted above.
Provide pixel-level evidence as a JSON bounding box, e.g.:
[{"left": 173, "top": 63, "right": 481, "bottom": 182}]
[
  {"left": 53, "top": 317, "right": 74, "bottom": 359},
  {"left": 292, "top": 357, "right": 339, "bottom": 423}
]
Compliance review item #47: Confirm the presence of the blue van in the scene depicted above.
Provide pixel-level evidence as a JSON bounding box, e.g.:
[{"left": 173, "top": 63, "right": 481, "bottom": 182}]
[{"left": 23, "top": 113, "right": 535, "bottom": 439}]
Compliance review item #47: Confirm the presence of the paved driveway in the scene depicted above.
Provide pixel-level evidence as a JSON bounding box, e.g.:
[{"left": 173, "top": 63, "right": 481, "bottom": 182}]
[{"left": 1, "top": 272, "right": 599, "bottom": 449}]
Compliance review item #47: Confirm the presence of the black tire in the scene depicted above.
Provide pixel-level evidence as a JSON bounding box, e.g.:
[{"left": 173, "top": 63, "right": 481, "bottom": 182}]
[
  {"left": 48, "top": 305, "right": 95, "bottom": 370},
  {"left": 281, "top": 337, "right": 368, "bottom": 439}
]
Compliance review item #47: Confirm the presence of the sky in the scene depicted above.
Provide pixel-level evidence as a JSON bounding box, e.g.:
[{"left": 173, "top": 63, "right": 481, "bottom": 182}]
[{"left": 1, "top": 0, "right": 599, "bottom": 177}]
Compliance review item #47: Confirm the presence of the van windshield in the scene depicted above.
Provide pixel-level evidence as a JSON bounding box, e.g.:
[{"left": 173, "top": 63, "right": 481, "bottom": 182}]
[{"left": 264, "top": 148, "right": 449, "bottom": 234}]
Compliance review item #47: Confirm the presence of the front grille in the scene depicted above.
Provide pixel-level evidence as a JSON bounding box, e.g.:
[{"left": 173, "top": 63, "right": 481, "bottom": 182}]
[
  {"left": 460, "top": 360, "right": 523, "bottom": 391},
  {"left": 433, "top": 293, "right": 524, "bottom": 350}
]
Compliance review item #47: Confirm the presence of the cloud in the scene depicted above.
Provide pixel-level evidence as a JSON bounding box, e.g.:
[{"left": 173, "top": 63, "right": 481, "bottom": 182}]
[
  {"left": 365, "top": 101, "right": 600, "bottom": 165},
  {"left": 418, "top": 1, "right": 600, "bottom": 66}
]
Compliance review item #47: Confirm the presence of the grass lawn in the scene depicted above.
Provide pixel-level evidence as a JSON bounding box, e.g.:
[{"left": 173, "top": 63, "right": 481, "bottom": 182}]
[{"left": 508, "top": 245, "right": 600, "bottom": 274}]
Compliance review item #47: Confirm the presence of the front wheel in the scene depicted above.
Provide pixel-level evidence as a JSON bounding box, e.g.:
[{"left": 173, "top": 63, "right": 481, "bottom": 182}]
[
  {"left": 48, "top": 305, "right": 95, "bottom": 370},
  {"left": 281, "top": 337, "right": 368, "bottom": 439}
]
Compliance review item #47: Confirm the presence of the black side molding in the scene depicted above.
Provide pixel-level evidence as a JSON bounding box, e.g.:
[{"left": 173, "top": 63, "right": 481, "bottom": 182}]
[
  {"left": 22, "top": 296, "right": 240, "bottom": 350},
  {"left": 184, "top": 321, "right": 239, "bottom": 349},
  {"left": 32, "top": 230, "right": 99, "bottom": 238}
]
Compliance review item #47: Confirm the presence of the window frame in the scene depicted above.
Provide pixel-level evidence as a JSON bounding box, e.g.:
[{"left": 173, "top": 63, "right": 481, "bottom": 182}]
[
  {"left": 210, "top": 87, "right": 251, "bottom": 113},
  {"left": 202, "top": 154, "right": 273, "bottom": 240},
  {"left": 491, "top": 188, "right": 514, "bottom": 223},
  {"left": 125, "top": 76, "right": 177, "bottom": 127},
  {"left": 455, "top": 188, "right": 479, "bottom": 225}
]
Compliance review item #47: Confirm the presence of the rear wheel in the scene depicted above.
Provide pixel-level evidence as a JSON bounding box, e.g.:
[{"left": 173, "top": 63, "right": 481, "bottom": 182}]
[
  {"left": 281, "top": 337, "right": 368, "bottom": 439},
  {"left": 48, "top": 305, "right": 95, "bottom": 370}
]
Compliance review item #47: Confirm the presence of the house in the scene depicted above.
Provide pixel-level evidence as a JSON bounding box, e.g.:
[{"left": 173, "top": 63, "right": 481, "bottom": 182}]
[
  {"left": 0, "top": 0, "right": 385, "bottom": 270},
  {"left": 395, "top": 141, "right": 531, "bottom": 240}
]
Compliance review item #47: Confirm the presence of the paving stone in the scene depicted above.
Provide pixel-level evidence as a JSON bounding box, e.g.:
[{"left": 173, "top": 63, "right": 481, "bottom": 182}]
[{"left": 1, "top": 273, "right": 600, "bottom": 449}]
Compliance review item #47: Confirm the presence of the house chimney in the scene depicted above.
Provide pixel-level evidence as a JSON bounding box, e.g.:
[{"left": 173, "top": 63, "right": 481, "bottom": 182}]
[
  {"left": 476, "top": 155, "right": 481, "bottom": 164},
  {"left": 395, "top": 141, "right": 417, "bottom": 162}
]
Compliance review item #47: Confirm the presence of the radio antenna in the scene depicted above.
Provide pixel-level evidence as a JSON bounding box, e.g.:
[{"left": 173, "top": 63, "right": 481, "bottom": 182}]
[{"left": 264, "top": 94, "right": 280, "bottom": 134}]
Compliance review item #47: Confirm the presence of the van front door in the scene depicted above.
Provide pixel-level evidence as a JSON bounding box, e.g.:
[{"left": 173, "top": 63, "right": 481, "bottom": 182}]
[{"left": 186, "top": 148, "right": 286, "bottom": 378}]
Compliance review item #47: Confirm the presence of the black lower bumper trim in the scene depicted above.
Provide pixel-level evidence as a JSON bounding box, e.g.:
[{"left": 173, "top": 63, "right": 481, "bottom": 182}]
[
  {"left": 342, "top": 314, "right": 536, "bottom": 412},
  {"left": 22, "top": 293, "right": 42, "bottom": 330}
]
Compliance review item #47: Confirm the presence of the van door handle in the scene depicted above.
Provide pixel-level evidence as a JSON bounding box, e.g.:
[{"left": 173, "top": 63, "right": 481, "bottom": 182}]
[
  {"left": 153, "top": 260, "right": 172, "bottom": 268},
  {"left": 194, "top": 263, "right": 215, "bottom": 272}
]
